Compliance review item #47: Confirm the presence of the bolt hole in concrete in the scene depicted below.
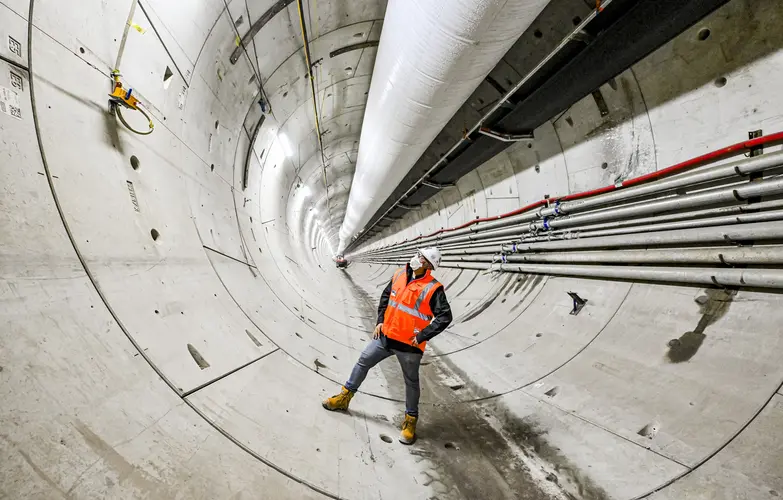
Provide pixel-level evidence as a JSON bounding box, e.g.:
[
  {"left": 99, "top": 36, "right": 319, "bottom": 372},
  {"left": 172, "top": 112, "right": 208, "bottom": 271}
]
[
  {"left": 210, "top": 164, "right": 215, "bottom": 172},
  {"left": 601, "top": 161, "right": 608, "bottom": 169},
  {"left": 345, "top": 66, "right": 352, "bottom": 72},
  {"left": 714, "top": 76, "right": 727, "bottom": 88},
  {"left": 379, "top": 434, "right": 392, "bottom": 443},
  {"left": 150, "top": 228, "right": 160, "bottom": 241},
  {"left": 505, "top": 353, "right": 513, "bottom": 358},
  {"left": 533, "top": 29, "right": 542, "bottom": 39},
  {"left": 79, "top": 46, "right": 85, "bottom": 54},
  {"left": 444, "top": 442, "right": 458, "bottom": 450},
  {"left": 534, "top": 165, "right": 540, "bottom": 173},
  {"left": 130, "top": 155, "right": 140, "bottom": 170},
  {"left": 697, "top": 27, "right": 711, "bottom": 41},
  {"left": 572, "top": 16, "right": 582, "bottom": 26},
  {"left": 536, "top": 333, "right": 543, "bottom": 338},
  {"left": 214, "top": 120, "right": 219, "bottom": 130}
]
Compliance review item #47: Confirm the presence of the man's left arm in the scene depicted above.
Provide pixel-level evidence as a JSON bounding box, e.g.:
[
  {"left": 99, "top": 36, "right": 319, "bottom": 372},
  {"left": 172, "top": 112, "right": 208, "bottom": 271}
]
[{"left": 416, "top": 287, "right": 452, "bottom": 343}]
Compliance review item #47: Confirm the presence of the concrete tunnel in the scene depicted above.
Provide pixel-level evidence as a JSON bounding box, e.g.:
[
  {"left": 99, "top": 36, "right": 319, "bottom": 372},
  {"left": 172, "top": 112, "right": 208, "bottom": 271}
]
[{"left": 1, "top": 0, "right": 782, "bottom": 498}]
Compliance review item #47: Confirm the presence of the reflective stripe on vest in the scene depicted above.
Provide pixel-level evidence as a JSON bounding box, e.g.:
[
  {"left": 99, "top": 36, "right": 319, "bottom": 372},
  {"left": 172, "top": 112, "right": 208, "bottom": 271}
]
[
  {"left": 414, "top": 281, "right": 438, "bottom": 310},
  {"left": 387, "top": 299, "right": 433, "bottom": 321}
]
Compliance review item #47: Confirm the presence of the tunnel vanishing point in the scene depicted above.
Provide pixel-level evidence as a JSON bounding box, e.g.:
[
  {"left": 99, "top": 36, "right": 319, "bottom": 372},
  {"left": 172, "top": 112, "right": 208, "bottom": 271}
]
[{"left": 1, "top": 0, "right": 782, "bottom": 498}]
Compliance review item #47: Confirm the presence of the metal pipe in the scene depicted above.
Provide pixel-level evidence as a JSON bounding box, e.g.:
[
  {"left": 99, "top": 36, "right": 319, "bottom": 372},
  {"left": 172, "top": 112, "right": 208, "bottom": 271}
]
[
  {"left": 536, "top": 198, "right": 783, "bottom": 236},
  {"left": 361, "top": 220, "right": 783, "bottom": 259},
  {"left": 535, "top": 176, "right": 783, "bottom": 230},
  {"left": 363, "top": 150, "right": 783, "bottom": 252},
  {"left": 367, "top": 174, "right": 783, "bottom": 252},
  {"left": 521, "top": 207, "right": 783, "bottom": 242},
  {"left": 439, "top": 262, "right": 783, "bottom": 289},
  {"left": 478, "top": 127, "right": 534, "bottom": 142},
  {"left": 506, "top": 220, "right": 783, "bottom": 252},
  {"left": 441, "top": 245, "right": 783, "bottom": 265},
  {"left": 363, "top": 135, "right": 783, "bottom": 249}
]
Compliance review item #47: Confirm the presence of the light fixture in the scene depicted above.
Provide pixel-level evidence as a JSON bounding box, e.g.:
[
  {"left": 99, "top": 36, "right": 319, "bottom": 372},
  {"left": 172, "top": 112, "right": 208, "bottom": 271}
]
[
  {"left": 302, "top": 185, "right": 312, "bottom": 198},
  {"left": 279, "top": 132, "right": 294, "bottom": 158}
]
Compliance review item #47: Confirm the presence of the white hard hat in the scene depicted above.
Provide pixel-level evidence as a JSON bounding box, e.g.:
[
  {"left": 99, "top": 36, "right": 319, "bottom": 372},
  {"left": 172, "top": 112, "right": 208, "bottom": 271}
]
[{"left": 418, "top": 247, "right": 442, "bottom": 270}]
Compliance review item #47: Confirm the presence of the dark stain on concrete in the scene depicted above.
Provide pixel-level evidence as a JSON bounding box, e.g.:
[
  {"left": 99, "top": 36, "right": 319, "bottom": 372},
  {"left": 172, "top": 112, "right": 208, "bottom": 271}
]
[
  {"left": 74, "top": 421, "right": 167, "bottom": 496},
  {"left": 666, "top": 288, "right": 737, "bottom": 363},
  {"left": 489, "top": 402, "right": 610, "bottom": 500},
  {"left": 444, "top": 269, "right": 464, "bottom": 292},
  {"left": 511, "top": 275, "right": 545, "bottom": 312},
  {"left": 460, "top": 275, "right": 514, "bottom": 323},
  {"left": 454, "top": 271, "right": 480, "bottom": 298}
]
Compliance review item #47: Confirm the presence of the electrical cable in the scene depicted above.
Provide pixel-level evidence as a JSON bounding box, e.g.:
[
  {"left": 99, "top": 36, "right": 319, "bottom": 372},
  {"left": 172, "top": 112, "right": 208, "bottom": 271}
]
[{"left": 114, "top": 103, "right": 154, "bottom": 135}]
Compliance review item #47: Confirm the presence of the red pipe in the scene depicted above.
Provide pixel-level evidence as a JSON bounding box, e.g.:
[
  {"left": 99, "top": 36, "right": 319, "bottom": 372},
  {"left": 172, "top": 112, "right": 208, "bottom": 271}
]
[{"left": 394, "top": 131, "right": 783, "bottom": 245}]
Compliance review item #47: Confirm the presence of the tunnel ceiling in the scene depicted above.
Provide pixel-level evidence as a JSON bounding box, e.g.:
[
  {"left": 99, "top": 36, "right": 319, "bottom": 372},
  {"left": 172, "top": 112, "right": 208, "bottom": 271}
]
[
  {"left": 228, "top": 0, "right": 732, "bottom": 255},
  {"left": 223, "top": 0, "right": 386, "bottom": 251}
]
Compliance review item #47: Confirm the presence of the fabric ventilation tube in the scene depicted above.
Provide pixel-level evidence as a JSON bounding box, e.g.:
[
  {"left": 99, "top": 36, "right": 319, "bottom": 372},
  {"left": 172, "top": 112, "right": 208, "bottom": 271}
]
[{"left": 336, "top": 0, "right": 552, "bottom": 253}]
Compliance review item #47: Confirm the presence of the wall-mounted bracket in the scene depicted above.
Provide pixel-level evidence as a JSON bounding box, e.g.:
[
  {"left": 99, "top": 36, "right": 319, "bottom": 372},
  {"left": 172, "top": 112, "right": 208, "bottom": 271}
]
[{"left": 567, "top": 292, "right": 588, "bottom": 315}]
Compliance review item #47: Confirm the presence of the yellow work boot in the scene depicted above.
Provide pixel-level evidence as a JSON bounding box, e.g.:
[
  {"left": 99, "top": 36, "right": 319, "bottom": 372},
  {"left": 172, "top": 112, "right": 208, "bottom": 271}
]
[
  {"left": 322, "top": 386, "right": 354, "bottom": 411},
  {"left": 399, "top": 414, "right": 418, "bottom": 445}
]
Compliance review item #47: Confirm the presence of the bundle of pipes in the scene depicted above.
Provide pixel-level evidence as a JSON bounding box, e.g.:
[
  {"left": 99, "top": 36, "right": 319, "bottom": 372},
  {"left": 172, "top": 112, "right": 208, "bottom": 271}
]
[{"left": 351, "top": 149, "right": 783, "bottom": 289}]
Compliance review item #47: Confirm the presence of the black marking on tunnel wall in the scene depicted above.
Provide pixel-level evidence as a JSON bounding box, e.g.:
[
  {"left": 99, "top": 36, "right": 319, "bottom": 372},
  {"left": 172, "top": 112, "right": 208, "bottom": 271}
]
[
  {"left": 591, "top": 88, "right": 610, "bottom": 116},
  {"left": 187, "top": 343, "right": 210, "bottom": 369},
  {"left": 666, "top": 288, "right": 736, "bottom": 363},
  {"left": 126, "top": 181, "right": 140, "bottom": 213},
  {"left": 245, "top": 329, "right": 262, "bottom": 347},
  {"left": 329, "top": 40, "right": 379, "bottom": 58},
  {"left": 230, "top": 0, "right": 295, "bottom": 64},
  {"left": 243, "top": 114, "right": 265, "bottom": 190}
]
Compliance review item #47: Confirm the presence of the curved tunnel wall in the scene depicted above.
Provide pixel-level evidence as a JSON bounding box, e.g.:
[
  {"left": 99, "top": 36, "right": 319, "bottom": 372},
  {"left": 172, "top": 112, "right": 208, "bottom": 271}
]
[{"left": 1, "top": 1, "right": 782, "bottom": 499}]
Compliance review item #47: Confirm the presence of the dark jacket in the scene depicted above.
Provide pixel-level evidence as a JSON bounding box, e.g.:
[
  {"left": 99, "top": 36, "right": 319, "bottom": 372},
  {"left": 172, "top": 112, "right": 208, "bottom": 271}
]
[{"left": 377, "top": 265, "right": 453, "bottom": 353}]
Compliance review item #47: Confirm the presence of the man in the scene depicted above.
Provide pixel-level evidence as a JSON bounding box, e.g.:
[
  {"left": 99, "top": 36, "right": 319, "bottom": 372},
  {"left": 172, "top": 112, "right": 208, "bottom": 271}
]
[{"left": 322, "top": 247, "right": 453, "bottom": 444}]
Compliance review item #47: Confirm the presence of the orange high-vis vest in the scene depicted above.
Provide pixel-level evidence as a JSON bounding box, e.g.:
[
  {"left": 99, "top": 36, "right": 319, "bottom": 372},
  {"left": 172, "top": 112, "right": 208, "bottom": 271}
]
[{"left": 382, "top": 267, "right": 443, "bottom": 352}]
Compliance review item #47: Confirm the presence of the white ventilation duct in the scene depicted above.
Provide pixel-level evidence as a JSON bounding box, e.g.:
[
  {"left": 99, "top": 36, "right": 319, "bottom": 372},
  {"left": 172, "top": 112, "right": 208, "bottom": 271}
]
[{"left": 337, "top": 0, "right": 551, "bottom": 252}]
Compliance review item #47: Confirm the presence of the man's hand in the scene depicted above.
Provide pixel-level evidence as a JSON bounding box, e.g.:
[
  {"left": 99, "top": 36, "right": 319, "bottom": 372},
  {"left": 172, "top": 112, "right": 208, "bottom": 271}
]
[
  {"left": 373, "top": 323, "right": 382, "bottom": 339},
  {"left": 411, "top": 336, "right": 419, "bottom": 347}
]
